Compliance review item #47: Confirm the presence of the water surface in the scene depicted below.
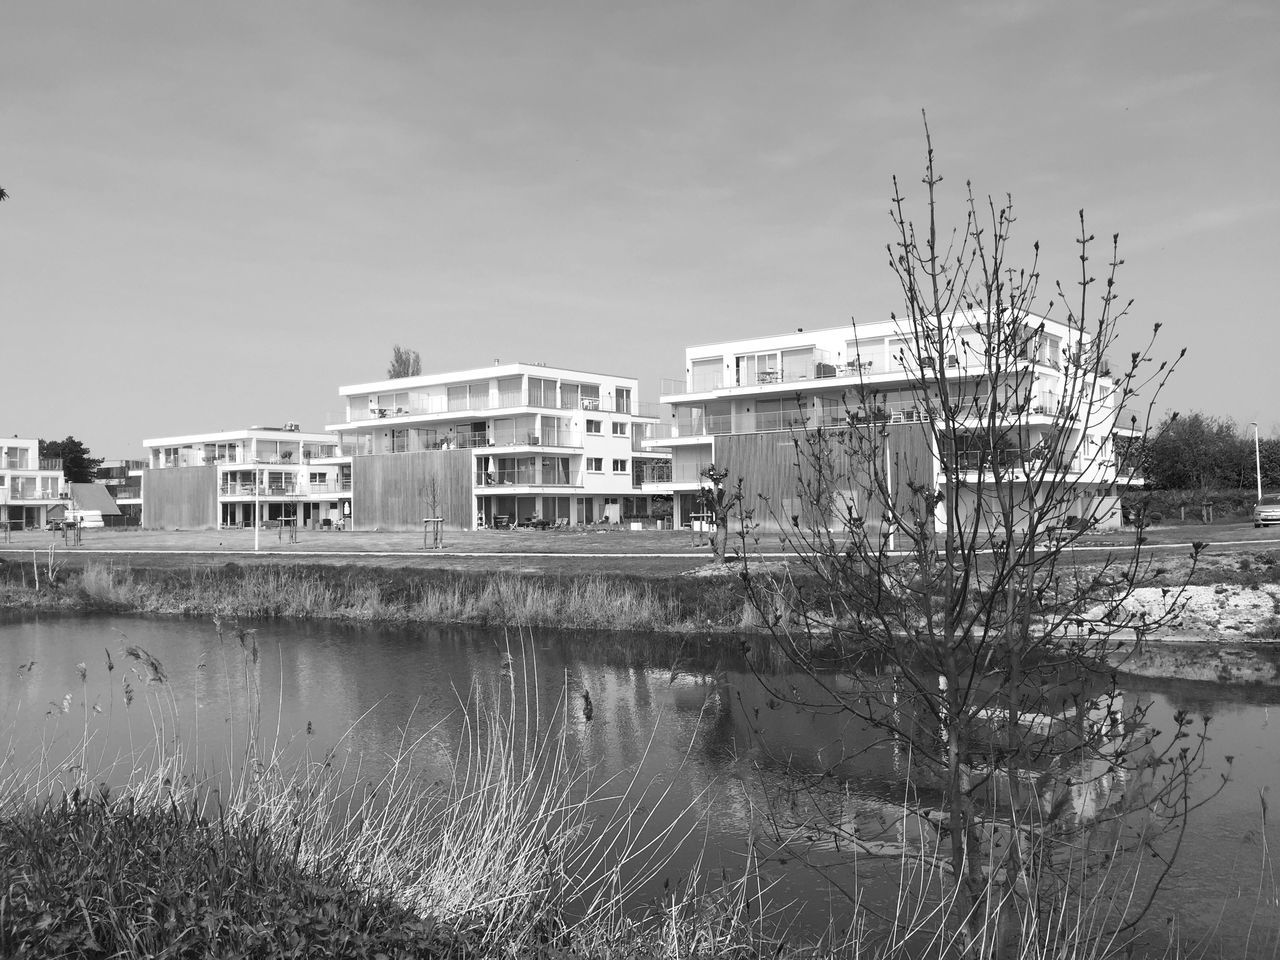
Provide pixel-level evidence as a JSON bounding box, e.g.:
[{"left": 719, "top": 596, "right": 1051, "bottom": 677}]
[{"left": 1, "top": 614, "right": 1275, "bottom": 955}]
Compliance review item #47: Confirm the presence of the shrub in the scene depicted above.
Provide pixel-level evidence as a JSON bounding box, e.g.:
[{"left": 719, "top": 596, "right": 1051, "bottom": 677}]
[{"left": 0, "top": 795, "right": 453, "bottom": 959}]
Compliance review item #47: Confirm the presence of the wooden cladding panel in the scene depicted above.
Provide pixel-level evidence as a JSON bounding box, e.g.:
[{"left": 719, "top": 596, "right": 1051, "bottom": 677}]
[
  {"left": 142, "top": 466, "right": 218, "bottom": 530},
  {"left": 352, "top": 450, "right": 472, "bottom": 531},
  {"left": 715, "top": 423, "right": 936, "bottom": 532}
]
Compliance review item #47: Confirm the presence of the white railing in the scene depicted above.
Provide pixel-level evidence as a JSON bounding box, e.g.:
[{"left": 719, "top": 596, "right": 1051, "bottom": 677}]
[
  {"left": 350, "top": 391, "right": 636, "bottom": 422},
  {"left": 475, "top": 469, "right": 582, "bottom": 488}
]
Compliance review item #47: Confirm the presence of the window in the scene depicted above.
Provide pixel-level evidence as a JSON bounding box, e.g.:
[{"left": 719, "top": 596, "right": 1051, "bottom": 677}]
[
  {"left": 587, "top": 457, "right": 603, "bottom": 472},
  {"left": 611, "top": 422, "right": 627, "bottom": 437},
  {"left": 447, "top": 382, "right": 488, "bottom": 412},
  {"left": 690, "top": 358, "right": 721, "bottom": 392},
  {"left": 528, "top": 377, "right": 557, "bottom": 408},
  {"left": 541, "top": 457, "right": 571, "bottom": 484},
  {"left": 586, "top": 419, "right": 602, "bottom": 434},
  {"left": 612, "top": 458, "right": 628, "bottom": 473},
  {"left": 615, "top": 387, "right": 632, "bottom": 414}
]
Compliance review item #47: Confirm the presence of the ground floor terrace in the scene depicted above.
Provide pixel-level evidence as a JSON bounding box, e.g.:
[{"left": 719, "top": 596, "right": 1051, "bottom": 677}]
[
  {"left": 475, "top": 492, "right": 671, "bottom": 529},
  {"left": 217, "top": 495, "right": 353, "bottom": 530},
  {"left": 0, "top": 501, "right": 59, "bottom": 531}
]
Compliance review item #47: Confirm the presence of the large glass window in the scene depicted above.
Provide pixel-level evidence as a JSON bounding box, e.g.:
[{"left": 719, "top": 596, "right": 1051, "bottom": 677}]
[
  {"left": 497, "top": 377, "right": 523, "bottom": 406},
  {"left": 447, "top": 383, "right": 487, "bottom": 412},
  {"left": 690, "top": 359, "right": 721, "bottom": 392},
  {"left": 528, "top": 377, "right": 557, "bottom": 408},
  {"left": 541, "top": 457, "right": 571, "bottom": 484},
  {"left": 735, "top": 352, "right": 779, "bottom": 386}
]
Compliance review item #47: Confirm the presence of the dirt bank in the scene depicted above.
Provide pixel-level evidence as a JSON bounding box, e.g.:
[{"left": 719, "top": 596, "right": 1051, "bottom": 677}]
[{"left": 1118, "top": 584, "right": 1280, "bottom": 640}]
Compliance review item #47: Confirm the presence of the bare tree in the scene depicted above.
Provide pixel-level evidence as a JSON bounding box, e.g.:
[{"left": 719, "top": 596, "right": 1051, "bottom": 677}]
[
  {"left": 736, "top": 121, "right": 1217, "bottom": 950},
  {"left": 387, "top": 345, "right": 422, "bottom": 379},
  {"left": 697, "top": 465, "right": 739, "bottom": 562}
]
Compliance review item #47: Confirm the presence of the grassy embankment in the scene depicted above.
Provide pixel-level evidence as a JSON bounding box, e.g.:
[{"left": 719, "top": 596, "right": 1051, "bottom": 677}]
[
  {"left": 0, "top": 558, "right": 756, "bottom": 632},
  {"left": 5, "top": 536, "right": 1280, "bottom": 639}
]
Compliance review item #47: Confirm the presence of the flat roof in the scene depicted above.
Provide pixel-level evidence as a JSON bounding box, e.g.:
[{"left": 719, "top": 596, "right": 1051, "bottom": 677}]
[
  {"left": 143, "top": 427, "right": 339, "bottom": 447},
  {"left": 339, "top": 361, "right": 641, "bottom": 397},
  {"left": 681, "top": 310, "right": 1077, "bottom": 354}
]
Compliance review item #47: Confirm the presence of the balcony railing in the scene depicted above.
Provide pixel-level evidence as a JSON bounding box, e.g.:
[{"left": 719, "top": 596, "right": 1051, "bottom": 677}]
[
  {"left": 633, "top": 461, "right": 672, "bottom": 483},
  {"left": 475, "top": 469, "right": 581, "bottom": 488},
  {"left": 220, "top": 483, "right": 299, "bottom": 497},
  {"left": 349, "top": 391, "right": 635, "bottom": 423},
  {"left": 3, "top": 458, "right": 63, "bottom": 472},
  {"left": 455, "top": 430, "right": 583, "bottom": 450},
  {"left": 662, "top": 355, "right": 988, "bottom": 396},
  {"left": 7, "top": 487, "right": 62, "bottom": 501},
  {"left": 219, "top": 479, "right": 351, "bottom": 497},
  {"left": 947, "top": 448, "right": 1096, "bottom": 474}
]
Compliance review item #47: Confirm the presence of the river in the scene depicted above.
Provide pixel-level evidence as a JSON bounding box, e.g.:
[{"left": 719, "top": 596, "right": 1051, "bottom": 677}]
[{"left": 1, "top": 613, "right": 1277, "bottom": 956}]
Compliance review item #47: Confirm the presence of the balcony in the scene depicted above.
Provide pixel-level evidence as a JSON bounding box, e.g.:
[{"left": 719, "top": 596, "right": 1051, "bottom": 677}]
[
  {"left": 633, "top": 461, "right": 673, "bottom": 483},
  {"left": 6, "top": 486, "right": 62, "bottom": 502},
  {"left": 300, "top": 481, "right": 352, "bottom": 495},
  {"left": 349, "top": 391, "right": 636, "bottom": 423},
  {"left": 219, "top": 482, "right": 299, "bottom": 497},
  {"left": 663, "top": 375, "right": 722, "bottom": 395},
  {"left": 456, "top": 430, "right": 583, "bottom": 450},
  {"left": 946, "top": 448, "right": 1095, "bottom": 475},
  {"left": 475, "top": 469, "right": 581, "bottom": 488}
]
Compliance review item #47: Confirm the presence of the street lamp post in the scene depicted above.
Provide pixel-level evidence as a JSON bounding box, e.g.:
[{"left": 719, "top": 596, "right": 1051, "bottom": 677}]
[
  {"left": 254, "top": 462, "right": 260, "bottom": 552},
  {"left": 1251, "top": 422, "right": 1262, "bottom": 502}
]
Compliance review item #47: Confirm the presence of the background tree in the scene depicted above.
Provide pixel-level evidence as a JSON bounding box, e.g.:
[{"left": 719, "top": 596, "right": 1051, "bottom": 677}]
[
  {"left": 736, "top": 125, "right": 1212, "bottom": 949},
  {"left": 39, "top": 436, "right": 103, "bottom": 483},
  {"left": 387, "top": 345, "right": 422, "bottom": 379},
  {"left": 1142, "top": 411, "right": 1248, "bottom": 492},
  {"left": 1258, "top": 436, "right": 1280, "bottom": 492}
]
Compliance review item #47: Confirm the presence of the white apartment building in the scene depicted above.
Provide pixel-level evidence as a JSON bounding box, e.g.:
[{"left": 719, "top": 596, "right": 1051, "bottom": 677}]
[
  {"left": 0, "top": 437, "right": 66, "bottom": 529},
  {"left": 643, "top": 316, "right": 1123, "bottom": 532},
  {"left": 142, "top": 424, "right": 350, "bottom": 529},
  {"left": 328, "top": 362, "right": 669, "bottom": 529}
]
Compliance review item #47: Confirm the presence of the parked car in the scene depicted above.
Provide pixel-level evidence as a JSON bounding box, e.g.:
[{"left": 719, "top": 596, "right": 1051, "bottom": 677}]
[{"left": 1254, "top": 494, "right": 1280, "bottom": 527}]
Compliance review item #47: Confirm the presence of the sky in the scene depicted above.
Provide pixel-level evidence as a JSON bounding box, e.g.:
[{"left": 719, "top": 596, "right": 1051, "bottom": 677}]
[{"left": 2, "top": 0, "right": 1277, "bottom": 459}]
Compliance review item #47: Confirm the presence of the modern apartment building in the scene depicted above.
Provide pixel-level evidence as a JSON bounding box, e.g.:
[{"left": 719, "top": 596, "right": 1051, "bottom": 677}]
[
  {"left": 96, "top": 459, "right": 146, "bottom": 526},
  {"left": 0, "top": 437, "right": 66, "bottom": 529},
  {"left": 643, "top": 316, "right": 1124, "bottom": 532},
  {"left": 327, "top": 362, "right": 670, "bottom": 529},
  {"left": 141, "top": 425, "right": 350, "bottom": 529}
]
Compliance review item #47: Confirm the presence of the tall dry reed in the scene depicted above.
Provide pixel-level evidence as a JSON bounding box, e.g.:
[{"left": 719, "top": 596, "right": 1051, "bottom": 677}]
[
  {"left": 68, "top": 562, "right": 692, "bottom": 631},
  {"left": 0, "top": 627, "right": 780, "bottom": 957}
]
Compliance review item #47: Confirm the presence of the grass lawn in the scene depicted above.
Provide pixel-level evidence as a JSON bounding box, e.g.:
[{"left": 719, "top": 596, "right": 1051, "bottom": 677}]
[{"left": 2, "top": 521, "right": 1277, "bottom": 579}]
